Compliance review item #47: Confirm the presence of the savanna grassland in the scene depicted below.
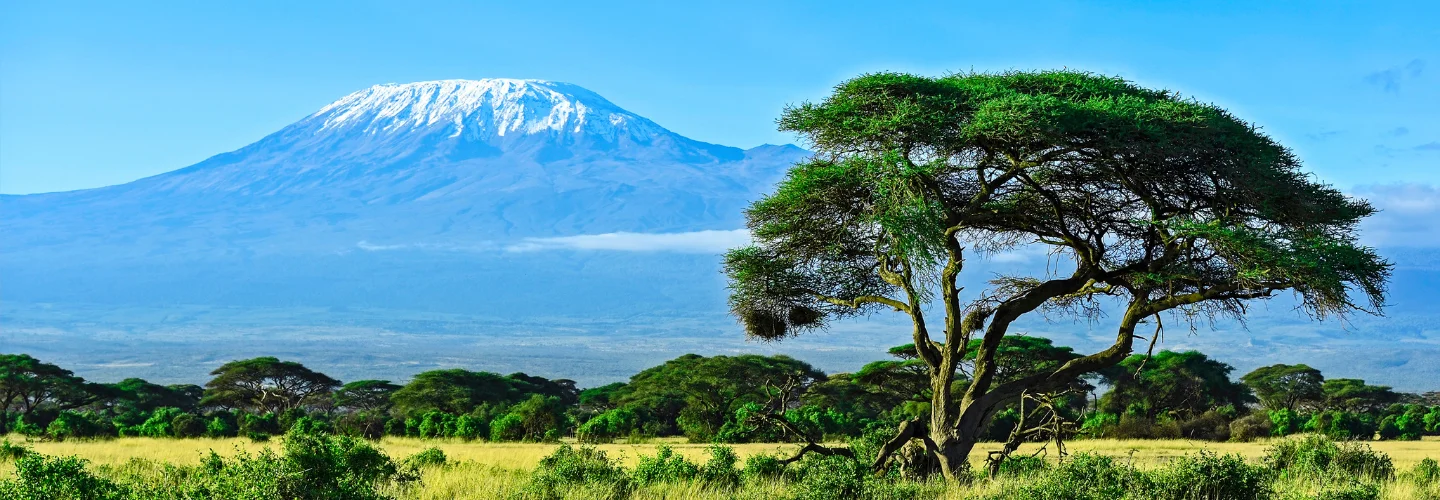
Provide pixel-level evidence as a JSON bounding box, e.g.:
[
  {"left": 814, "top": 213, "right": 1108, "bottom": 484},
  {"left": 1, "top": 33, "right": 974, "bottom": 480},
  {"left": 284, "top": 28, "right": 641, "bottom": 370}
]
[
  {"left": 9, "top": 435, "right": 1440, "bottom": 471},
  {"left": 4, "top": 434, "right": 1439, "bottom": 499}
]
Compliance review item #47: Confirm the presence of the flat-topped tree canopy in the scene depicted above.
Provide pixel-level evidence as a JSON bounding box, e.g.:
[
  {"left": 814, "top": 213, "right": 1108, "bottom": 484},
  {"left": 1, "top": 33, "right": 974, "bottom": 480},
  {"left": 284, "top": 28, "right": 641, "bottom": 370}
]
[{"left": 724, "top": 70, "right": 1391, "bottom": 479}]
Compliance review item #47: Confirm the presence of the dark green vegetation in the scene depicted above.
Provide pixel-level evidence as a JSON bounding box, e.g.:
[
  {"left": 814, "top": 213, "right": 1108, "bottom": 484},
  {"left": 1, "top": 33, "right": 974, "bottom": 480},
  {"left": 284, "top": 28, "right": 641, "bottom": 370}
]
[
  {"left": 3, "top": 346, "right": 1438, "bottom": 451},
  {"left": 724, "top": 69, "right": 1391, "bottom": 479}
]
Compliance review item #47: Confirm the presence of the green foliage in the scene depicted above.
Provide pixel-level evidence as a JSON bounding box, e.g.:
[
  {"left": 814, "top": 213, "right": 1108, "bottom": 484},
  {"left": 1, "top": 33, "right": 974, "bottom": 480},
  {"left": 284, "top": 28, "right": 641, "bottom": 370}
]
[
  {"left": 1146, "top": 451, "right": 1271, "bottom": 500},
  {"left": 697, "top": 445, "right": 741, "bottom": 489},
  {"left": 332, "top": 379, "right": 401, "bottom": 413},
  {"left": 1403, "top": 458, "right": 1439, "bottom": 486},
  {"left": 128, "top": 407, "right": 184, "bottom": 437},
  {"left": 1101, "top": 350, "right": 1254, "bottom": 421},
  {"left": 1270, "top": 408, "right": 1303, "bottom": 436},
  {"left": 201, "top": 357, "right": 340, "bottom": 414},
  {"left": 577, "top": 407, "right": 639, "bottom": 443},
  {"left": 617, "top": 353, "right": 824, "bottom": 442},
  {"left": 983, "top": 453, "right": 1147, "bottom": 500},
  {"left": 0, "top": 439, "right": 32, "bottom": 462},
  {"left": 0, "top": 454, "right": 128, "bottom": 500},
  {"left": 1304, "top": 410, "right": 1377, "bottom": 441},
  {"left": 741, "top": 453, "right": 787, "bottom": 480},
  {"left": 45, "top": 411, "right": 108, "bottom": 440},
  {"left": 632, "top": 445, "right": 699, "bottom": 485},
  {"left": 1242, "top": 364, "right": 1325, "bottom": 412},
  {"left": 1321, "top": 379, "right": 1399, "bottom": 414},
  {"left": 994, "top": 455, "right": 1048, "bottom": 477},
  {"left": 170, "top": 412, "right": 207, "bottom": 438},
  {"left": 1228, "top": 412, "right": 1272, "bottom": 442},
  {"left": 404, "top": 447, "right": 447, "bottom": 468},
  {"left": 388, "top": 369, "right": 565, "bottom": 419},
  {"left": 790, "top": 453, "right": 866, "bottom": 500},
  {"left": 206, "top": 415, "right": 237, "bottom": 437},
  {"left": 528, "top": 444, "right": 632, "bottom": 500},
  {"left": 1264, "top": 435, "right": 1394, "bottom": 481}
]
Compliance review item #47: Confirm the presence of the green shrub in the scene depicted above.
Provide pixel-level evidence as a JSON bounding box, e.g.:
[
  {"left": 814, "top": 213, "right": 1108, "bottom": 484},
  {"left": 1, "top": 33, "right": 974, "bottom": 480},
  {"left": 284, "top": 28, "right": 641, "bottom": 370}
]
[
  {"left": 405, "top": 447, "right": 447, "bottom": 468},
  {"left": 490, "top": 413, "right": 524, "bottom": 441},
  {"left": 994, "top": 455, "right": 1048, "bottom": 477},
  {"left": 206, "top": 416, "right": 237, "bottom": 437},
  {"left": 1264, "top": 435, "right": 1393, "bottom": 481},
  {"left": 454, "top": 414, "right": 487, "bottom": 440},
  {"left": 790, "top": 453, "right": 865, "bottom": 500},
  {"left": 172, "top": 413, "right": 207, "bottom": 438},
  {"left": 1270, "top": 409, "right": 1302, "bottom": 436},
  {"left": 985, "top": 453, "right": 1146, "bottom": 500},
  {"left": 577, "top": 408, "right": 639, "bottom": 444},
  {"left": 246, "top": 431, "right": 271, "bottom": 442},
  {"left": 741, "top": 453, "right": 787, "bottom": 480},
  {"left": 1403, "top": 457, "right": 1439, "bottom": 485},
  {"left": 698, "top": 445, "right": 741, "bottom": 488},
  {"left": 0, "top": 440, "right": 30, "bottom": 462},
  {"left": 1307, "top": 480, "right": 1380, "bottom": 500},
  {"left": 528, "top": 444, "right": 631, "bottom": 499},
  {"left": 633, "top": 445, "right": 699, "bottom": 485},
  {"left": 1230, "top": 412, "right": 1273, "bottom": 442},
  {"left": 1147, "top": 451, "right": 1271, "bottom": 500},
  {"left": 0, "top": 453, "right": 129, "bottom": 500},
  {"left": 45, "top": 411, "right": 106, "bottom": 440}
]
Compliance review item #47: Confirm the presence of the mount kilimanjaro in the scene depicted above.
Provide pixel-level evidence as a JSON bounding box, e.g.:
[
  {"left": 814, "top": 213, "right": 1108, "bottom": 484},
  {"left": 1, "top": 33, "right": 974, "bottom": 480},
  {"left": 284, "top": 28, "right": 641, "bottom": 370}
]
[{"left": 1, "top": 79, "right": 806, "bottom": 315}]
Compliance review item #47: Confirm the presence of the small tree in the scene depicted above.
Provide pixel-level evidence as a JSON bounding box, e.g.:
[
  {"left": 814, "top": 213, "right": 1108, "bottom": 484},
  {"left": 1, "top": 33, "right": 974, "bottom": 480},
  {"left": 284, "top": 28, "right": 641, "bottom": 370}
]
[
  {"left": 725, "top": 70, "right": 1389, "bottom": 479},
  {"left": 202, "top": 357, "right": 340, "bottom": 415}
]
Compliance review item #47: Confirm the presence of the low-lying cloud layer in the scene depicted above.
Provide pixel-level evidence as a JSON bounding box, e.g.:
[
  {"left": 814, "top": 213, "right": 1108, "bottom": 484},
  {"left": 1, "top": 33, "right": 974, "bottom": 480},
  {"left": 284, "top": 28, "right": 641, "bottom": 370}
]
[{"left": 506, "top": 229, "right": 752, "bottom": 253}]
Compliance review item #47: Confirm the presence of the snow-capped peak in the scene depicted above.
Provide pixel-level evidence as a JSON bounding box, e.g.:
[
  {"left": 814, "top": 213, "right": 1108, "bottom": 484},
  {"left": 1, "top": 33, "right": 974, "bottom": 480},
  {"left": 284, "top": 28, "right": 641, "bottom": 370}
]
[{"left": 305, "top": 79, "right": 666, "bottom": 141}]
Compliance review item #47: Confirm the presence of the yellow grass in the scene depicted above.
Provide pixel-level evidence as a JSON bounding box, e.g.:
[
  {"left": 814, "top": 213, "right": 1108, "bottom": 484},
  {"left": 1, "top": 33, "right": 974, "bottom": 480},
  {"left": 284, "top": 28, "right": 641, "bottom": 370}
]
[
  {"left": 4, "top": 435, "right": 1438, "bottom": 499},
  {"left": 8, "top": 434, "right": 1438, "bottom": 471}
]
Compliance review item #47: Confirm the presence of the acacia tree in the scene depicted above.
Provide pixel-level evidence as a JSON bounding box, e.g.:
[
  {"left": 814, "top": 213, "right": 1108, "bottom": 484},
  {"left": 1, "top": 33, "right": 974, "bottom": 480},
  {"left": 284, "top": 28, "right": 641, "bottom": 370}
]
[
  {"left": 724, "top": 71, "right": 1390, "bottom": 479},
  {"left": 202, "top": 357, "right": 340, "bottom": 414},
  {"left": 1241, "top": 363, "right": 1325, "bottom": 412}
]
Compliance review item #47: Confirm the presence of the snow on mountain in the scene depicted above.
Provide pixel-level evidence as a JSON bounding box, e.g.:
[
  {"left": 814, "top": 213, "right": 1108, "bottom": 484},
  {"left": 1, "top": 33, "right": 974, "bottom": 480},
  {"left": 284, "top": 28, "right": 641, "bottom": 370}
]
[{"left": 312, "top": 79, "right": 665, "bottom": 141}]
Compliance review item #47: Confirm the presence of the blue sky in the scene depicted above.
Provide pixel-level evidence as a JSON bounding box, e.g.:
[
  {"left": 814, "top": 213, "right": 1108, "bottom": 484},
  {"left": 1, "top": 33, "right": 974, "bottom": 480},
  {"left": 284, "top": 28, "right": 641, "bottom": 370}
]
[{"left": 1, "top": 1, "right": 1436, "bottom": 195}]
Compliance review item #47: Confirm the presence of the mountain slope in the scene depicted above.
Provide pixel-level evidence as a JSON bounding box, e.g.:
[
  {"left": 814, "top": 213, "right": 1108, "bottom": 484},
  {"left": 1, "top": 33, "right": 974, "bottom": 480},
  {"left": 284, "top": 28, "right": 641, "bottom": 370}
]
[{"left": 1, "top": 80, "right": 806, "bottom": 266}]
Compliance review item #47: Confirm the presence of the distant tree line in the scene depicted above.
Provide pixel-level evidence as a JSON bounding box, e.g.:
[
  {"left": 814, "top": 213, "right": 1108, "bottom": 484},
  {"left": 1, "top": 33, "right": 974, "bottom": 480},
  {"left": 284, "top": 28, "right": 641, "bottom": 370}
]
[{"left": 3, "top": 344, "right": 1438, "bottom": 445}]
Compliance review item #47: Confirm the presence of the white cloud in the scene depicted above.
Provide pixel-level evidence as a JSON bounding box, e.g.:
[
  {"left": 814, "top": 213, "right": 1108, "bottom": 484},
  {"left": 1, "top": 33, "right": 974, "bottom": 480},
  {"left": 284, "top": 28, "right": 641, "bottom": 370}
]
[
  {"left": 507, "top": 229, "right": 752, "bottom": 253},
  {"left": 1353, "top": 183, "right": 1440, "bottom": 247}
]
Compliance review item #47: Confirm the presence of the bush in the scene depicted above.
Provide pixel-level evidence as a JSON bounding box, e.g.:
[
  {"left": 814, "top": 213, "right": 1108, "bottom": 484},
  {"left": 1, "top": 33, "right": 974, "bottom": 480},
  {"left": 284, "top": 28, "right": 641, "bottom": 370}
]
[
  {"left": 490, "top": 413, "right": 524, "bottom": 441},
  {"left": 632, "top": 445, "right": 699, "bottom": 485},
  {"left": 528, "top": 444, "right": 631, "bottom": 499},
  {"left": 697, "top": 445, "right": 740, "bottom": 488},
  {"left": 994, "top": 455, "right": 1048, "bottom": 477},
  {"left": 1269, "top": 409, "right": 1302, "bottom": 437},
  {"left": 246, "top": 431, "right": 272, "bottom": 443},
  {"left": 405, "top": 447, "right": 447, "bottom": 468},
  {"left": 1230, "top": 412, "right": 1273, "bottom": 442},
  {"left": 741, "top": 453, "right": 787, "bottom": 480},
  {"left": 172, "top": 413, "right": 207, "bottom": 438},
  {"left": 45, "top": 411, "right": 106, "bottom": 440},
  {"left": 1147, "top": 451, "right": 1271, "bottom": 500},
  {"left": 1264, "top": 435, "right": 1394, "bottom": 481},
  {"left": 577, "top": 408, "right": 639, "bottom": 444},
  {"left": 0, "top": 454, "right": 129, "bottom": 499},
  {"left": 1178, "top": 410, "right": 1232, "bottom": 441},
  {"left": 1403, "top": 457, "right": 1439, "bottom": 485},
  {"left": 0, "top": 440, "right": 31, "bottom": 462},
  {"left": 985, "top": 453, "right": 1147, "bottom": 500},
  {"left": 206, "top": 416, "right": 237, "bottom": 437},
  {"left": 791, "top": 453, "right": 865, "bottom": 500}
]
